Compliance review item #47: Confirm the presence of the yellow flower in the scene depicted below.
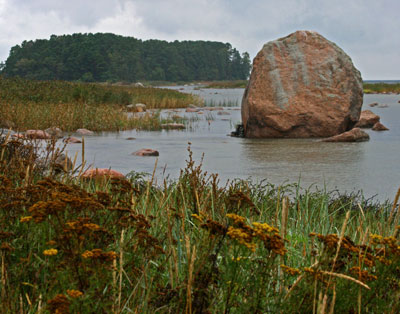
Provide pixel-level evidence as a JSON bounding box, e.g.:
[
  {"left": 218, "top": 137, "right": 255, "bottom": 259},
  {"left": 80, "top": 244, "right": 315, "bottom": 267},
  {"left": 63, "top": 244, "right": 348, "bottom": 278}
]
[
  {"left": 81, "top": 250, "right": 94, "bottom": 259},
  {"left": 43, "top": 249, "right": 58, "bottom": 256},
  {"left": 66, "top": 289, "right": 83, "bottom": 298},
  {"left": 20, "top": 216, "right": 33, "bottom": 223}
]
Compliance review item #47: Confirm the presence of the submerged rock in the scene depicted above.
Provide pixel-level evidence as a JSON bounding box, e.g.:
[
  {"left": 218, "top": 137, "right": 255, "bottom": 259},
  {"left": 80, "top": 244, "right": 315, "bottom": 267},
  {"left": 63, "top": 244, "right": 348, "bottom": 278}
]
[
  {"left": 355, "top": 110, "right": 380, "bottom": 128},
  {"left": 185, "top": 108, "right": 199, "bottom": 113},
  {"left": 242, "top": 30, "right": 363, "bottom": 138},
  {"left": 64, "top": 137, "right": 82, "bottom": 144},
  {"left": 76, "top": 128, "right": 94, "bottom": 136},
  {"left": 372, "top": 122, "right": 389, "bottom": 131},
  {"left": 322, "top": 128, "right": 369, "bottom": 142},
  {"left": 368, "top": 102, "right": 378, "bottom": 107},
  {"left": 217, "top": 111, "right": 230, "bottom": 115},
  {"left": 132, "top": 149, "right": 159, "bottom": 157},
  {"left": 161, "top": 123, "right": 186, "bottom": 130}
]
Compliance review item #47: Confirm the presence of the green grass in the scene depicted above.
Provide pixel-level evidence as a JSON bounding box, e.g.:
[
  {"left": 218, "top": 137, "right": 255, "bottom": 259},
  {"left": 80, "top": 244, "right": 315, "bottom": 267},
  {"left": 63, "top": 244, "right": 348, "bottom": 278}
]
[
  {"left": 363, "top": 83, "right": 400, "bottom": 94},
  {"left": 1, "top": 139, "right": 400, "bottom": 313}
]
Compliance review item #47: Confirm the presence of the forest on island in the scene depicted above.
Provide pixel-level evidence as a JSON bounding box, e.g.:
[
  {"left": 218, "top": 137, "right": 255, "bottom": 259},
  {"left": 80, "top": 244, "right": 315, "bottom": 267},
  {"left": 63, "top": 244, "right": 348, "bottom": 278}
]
[{"left": 0, "top": 33, "right": 251, "bottom": 82}]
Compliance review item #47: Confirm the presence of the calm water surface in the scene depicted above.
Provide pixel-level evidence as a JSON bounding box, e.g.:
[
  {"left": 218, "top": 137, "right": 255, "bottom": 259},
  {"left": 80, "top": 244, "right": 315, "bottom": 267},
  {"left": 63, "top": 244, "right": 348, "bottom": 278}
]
[{"left": 65, "top": 87, "right": 400, "bottom": 201}]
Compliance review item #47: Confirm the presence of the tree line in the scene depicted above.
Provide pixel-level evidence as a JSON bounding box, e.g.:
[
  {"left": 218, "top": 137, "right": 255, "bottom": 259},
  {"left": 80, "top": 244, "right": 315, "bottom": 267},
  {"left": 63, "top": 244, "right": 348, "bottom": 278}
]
[{"left": 1, "top": 33, "right": 251, "bottom": 82}]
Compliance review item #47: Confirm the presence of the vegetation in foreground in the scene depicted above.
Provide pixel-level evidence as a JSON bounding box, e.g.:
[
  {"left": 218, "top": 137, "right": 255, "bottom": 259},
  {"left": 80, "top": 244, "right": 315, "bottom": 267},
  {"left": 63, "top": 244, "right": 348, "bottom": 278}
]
[
  {"left": 1, "top": 137, "right": 399, "bottom": 313},
  {"left": 0, "top": 77, "right": 202, "bottom": 132}
]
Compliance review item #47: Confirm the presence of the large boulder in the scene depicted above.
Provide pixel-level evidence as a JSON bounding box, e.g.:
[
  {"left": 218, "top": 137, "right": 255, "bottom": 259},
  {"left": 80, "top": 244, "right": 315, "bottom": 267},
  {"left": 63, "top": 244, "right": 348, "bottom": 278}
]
[{"left": 242, "top": 30, "right": 363, "bottom": 138}]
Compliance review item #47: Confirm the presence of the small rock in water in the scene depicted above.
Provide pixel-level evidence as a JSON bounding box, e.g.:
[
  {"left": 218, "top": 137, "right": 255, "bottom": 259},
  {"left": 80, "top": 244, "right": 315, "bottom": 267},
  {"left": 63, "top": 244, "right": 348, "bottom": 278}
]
[
  {"left": 64, "top": 137, "right": 82, "bottom": 144},
  {"left": 82, "top": 168, "right": 125, "bottom": 179},
  {"left": 135, "top": 103, "right": 147, "bottom": 112},
  {"left": 377, "top": 104, "right": 389, "bottom": 108},
  {"left": 186, "top": 108, "right": 199, "bottom": 112},
  {"left": 26, "top": 130, "right": 51, "bottom": 139},
  {"left": 368, "top": 102, "right": 378, "bottom": 107},
  {"left": 76, "top": 128, "right": 94, "bottom": 135},
  {"left": 132, "top": 149, "right": 159, "bottom": 157},
  {"left": 126, "top": 137, "right": 136, "bottom": 140},
  {"left": 355, "top": 110, "right": 380, "bottom": 128},
  {"left": 322, "top": 128, "right": 369, "bottom": 142},
  {"left": 217, "top": 111, "right": 230, "bottom": 115},
  {"left": 161, "top": 123, "right": 185, "bottom": 130},
  {"left": 372, "top": 122, "right": 389, "bottom": 131}
]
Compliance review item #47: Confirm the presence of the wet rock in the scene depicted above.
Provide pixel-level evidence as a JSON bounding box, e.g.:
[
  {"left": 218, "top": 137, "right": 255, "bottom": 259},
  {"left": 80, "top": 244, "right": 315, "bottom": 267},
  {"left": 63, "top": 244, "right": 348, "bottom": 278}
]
[
  {"left": 132, "top": 149, "right": 159, "bottom": 157},
  {"left": 161, "top": 123, "right": 186, "bottom": 130},
  {"left": 126, "top": 137, "right": 136, "bottom": 140},
  {"left": 26, "top": 130, "right": 51, "bottom": 139},
  {"left": 45, "top": 127, "right": 63, "bottom": 138},
  {"left": 135, "top": 103, "right": 147, "bottom": 112},
  {"left": 322, "top": 128, "right": 369, "bottom": 142},
  {"left": 64, "top": 137, "right": 82, "bottom": 144},
  {"left": 82, "top": 168, "right": 125, "bottom": 179},
  {"left": 372, "top": 122, "right": 389, "bottom": 131},
  {"left": 12, "top": 133, "right": 25, "bottom": 139},
  {"left": 355, "top": 110, "right": 380, "bottom": 128},
  {"left": 76, "top": 128, "right": 94, "bottom": 136},
  {"left": 242, "top": 30, "right": 363, "bottom": 138},
  {"left": 185, "top": 108, "right": 199, "bottom": 112},
  {"left": 217, "top": 111, "right": 230, "bottom": 115},
  {"left": 368, "top": 102, "right": 378, "bottom": 107},
  {"left": 231, "top": 124, "right": 245, "bottom": 137}
]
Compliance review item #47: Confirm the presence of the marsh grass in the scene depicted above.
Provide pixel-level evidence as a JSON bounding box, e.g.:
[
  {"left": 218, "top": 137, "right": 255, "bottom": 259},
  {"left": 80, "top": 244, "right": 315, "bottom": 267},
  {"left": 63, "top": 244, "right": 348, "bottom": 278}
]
[
  {"left": 203, "top": 80, "right": 248, "bottom": 89},
  {"left": 1, "top": 140, "right": 399, "bottom": 313},
  {"left": 0, "top": 76, "right": 203, "bottom": 131}
]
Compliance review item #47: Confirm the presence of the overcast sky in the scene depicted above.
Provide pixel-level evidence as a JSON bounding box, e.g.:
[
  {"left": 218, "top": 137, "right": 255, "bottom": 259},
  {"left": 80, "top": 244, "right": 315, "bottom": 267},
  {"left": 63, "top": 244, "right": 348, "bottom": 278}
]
[{"left": 0, "top": 0, "right": 399, "bottom": 79}]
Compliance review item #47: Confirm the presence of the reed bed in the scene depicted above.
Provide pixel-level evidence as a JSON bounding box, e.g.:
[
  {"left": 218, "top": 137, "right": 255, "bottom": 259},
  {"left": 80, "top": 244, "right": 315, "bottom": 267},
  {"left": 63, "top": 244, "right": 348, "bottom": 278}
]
[
  {"left": 0, "top": 103, "right": 189, "bottom": 132},
  {"left": 0, "top": 139, "right": 399, "bottom": 313},
  {"left": 0, "top": 76, "right": 203, "bottom": 131}
]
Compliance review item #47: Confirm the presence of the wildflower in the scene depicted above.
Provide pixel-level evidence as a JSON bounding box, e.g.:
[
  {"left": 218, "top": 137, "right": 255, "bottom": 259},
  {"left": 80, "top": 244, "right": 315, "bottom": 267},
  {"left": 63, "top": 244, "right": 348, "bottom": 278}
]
[
  {"left": 201, "top": 219, "right": 227, "bottom": 236},
  {"left": 66, "top": 289, "right": 83, "bottom": 298},
  {"left": 20, "top": 216, "right": 33, "bottom": 223},
  {"left": 252, "top": 222, "right": 279, "bottom": 234},
  {"left": 226, "top": 213, "right": 246, "bottom": 225},
  {"left": 81, "top": 249, "right": 117, "bottom": 262},
  {"left": 47, "top": 294, "right": 70, "bottom": 314},
  {"left": 43, "top": 249, "right": 58, "bottom": 256},
  {"left": 281, "top": 264, "right": 301, "bottom": 276},
  {"left": 349, "top": 267, "right": 378, "bottom": 282}
]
